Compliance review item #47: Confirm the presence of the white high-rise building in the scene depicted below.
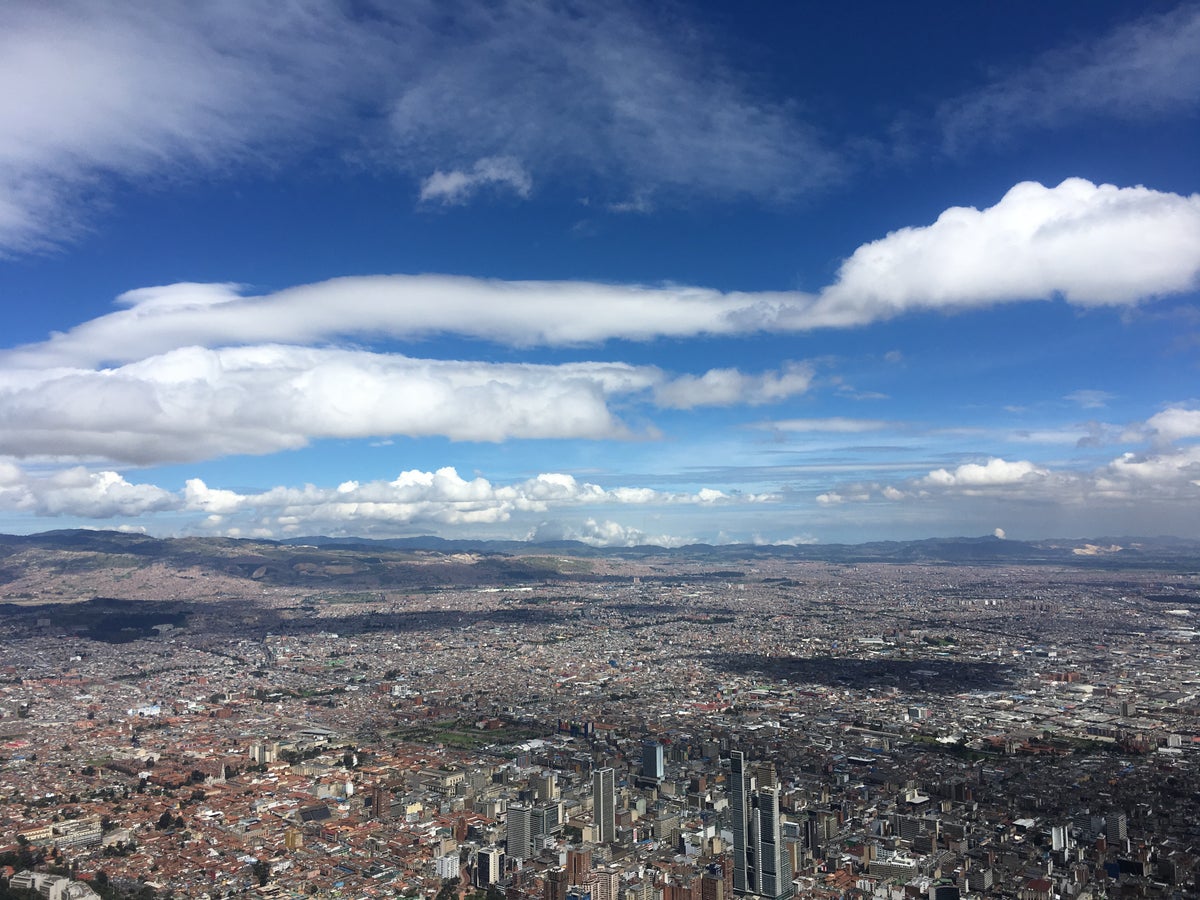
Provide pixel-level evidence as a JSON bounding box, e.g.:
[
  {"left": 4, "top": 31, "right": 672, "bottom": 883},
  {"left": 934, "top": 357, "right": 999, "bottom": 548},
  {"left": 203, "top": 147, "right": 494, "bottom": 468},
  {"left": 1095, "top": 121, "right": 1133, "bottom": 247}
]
[{"left": 508, "top": 803, "right": 534, "bottom": 861}]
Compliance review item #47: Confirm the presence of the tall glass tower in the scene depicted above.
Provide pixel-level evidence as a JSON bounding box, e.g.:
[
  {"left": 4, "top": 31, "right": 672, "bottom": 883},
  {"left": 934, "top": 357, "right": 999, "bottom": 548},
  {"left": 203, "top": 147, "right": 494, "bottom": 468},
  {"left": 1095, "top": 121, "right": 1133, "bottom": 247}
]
[
  {"left": 642, "top": 740, "right": 665, "bottom": 781},
  {"left": 730, "top": 751, "right": 793, "bottom": 900}
]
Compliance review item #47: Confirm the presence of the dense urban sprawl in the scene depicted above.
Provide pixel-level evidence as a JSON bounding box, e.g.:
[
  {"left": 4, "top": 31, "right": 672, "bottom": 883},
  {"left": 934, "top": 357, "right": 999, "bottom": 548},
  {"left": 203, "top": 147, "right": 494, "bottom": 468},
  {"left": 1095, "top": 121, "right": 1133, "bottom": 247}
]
[{"left": 1, "top": 544, "right": 1198, "bottom": 899}]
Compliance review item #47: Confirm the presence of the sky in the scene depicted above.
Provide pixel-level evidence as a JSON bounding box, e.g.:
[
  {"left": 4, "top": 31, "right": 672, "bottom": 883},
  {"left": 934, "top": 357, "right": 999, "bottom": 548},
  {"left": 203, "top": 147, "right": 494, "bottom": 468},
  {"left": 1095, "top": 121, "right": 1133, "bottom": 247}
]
[{"left": 0, "top": 1, "right": 1198, "bottom": 547}]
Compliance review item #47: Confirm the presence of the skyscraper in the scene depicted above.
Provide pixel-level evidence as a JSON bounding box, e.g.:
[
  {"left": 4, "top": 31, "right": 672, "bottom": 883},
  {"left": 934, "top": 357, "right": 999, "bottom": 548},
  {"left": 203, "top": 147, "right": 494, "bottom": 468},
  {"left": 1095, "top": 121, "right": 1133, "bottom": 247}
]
[
  {"left": 730, "top": 751, "right": 793, "bottom": 900},
  {"left": 508, "top": 802, "right": 534, "bottom": 861},
  {"left": 642, "top": 740, "right": 665, "bottom": 781},
  {"left": 593, "top": 767, "right": 616, "bottom": 844}
]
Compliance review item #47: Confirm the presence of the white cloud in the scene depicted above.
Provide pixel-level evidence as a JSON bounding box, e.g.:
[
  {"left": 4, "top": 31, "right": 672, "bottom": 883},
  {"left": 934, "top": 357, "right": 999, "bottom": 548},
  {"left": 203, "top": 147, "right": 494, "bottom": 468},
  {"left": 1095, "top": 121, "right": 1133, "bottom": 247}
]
[
  {"left": 1006, "top": 428, "right": 1095, "bottom": 445},
  {"left": 818, "top": 411, "right": 1200, "bottom": 516},
  {"left": 530, "top": 518, "right": 693, "bottom": 549},
  {"left": 939, "top": 4, "right": 1200, "bottom": 152},
  {"left": 0, "top": 344, "right": 819, "bottom": 465},
  {"left": 0, "top": 466, "right": 176, "bottom": 518},
  {"left": 923, "top": 458, "right": 1049, "bottom": 488},
  {"left": 607, "top": 192, "right": 655, "bottom": 214},
  {"left": 1145, "top": 407, "right": 1200, "bottom": 443},
  {"left": 183, "top": 479, "right": 244, "bottom": 516},
  {"left": 0, "top": 461, "right": 768, "bottom": 537},
  {"left": 751, "top": 533, "right": 820, "bottom": 547},
  {"left": 419, "top": 156, "right": 532, "bottom": 205},
  {"left": 385, "top": 3, "right": 840, "bottom": 206},
  {"left": 0, "top": 1, "right": 391, "bottom": 253},
  {"left": 1100, "top": 445, "right": 1200, "bottom": 488},
  {"left": 809, "top": 179, "right": 1200, "bottom": 327},
  {"left": 211, "top": 468, "right": 768, "bottom": 530},
  {"left": 0, "top": 345, "right": 660, "bottom": 462},
  {"left": 1065, "top": 389, "right": 1115, "bottom": 409},
  {"left": 7, "top": 180, "right": 1194, "bottom": 371},
  {"left": 758, "top": 417, "right": 890, "bottom": 433},
  {"left": 1, "top": 278, "right": 805, "bottom": 369},
  {"left": 654, "top": 362, "right": 813, "bottom": 409}
]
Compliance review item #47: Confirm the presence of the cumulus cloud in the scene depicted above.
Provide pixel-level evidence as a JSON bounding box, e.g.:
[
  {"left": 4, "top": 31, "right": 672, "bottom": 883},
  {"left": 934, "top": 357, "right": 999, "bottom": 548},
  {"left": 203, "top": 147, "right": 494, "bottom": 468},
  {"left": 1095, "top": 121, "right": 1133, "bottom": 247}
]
[
  {"left": 0, "top": 346, "right": 658, "bottom": 462},
  {"left": 653, "top": 362, "right": 813, "bottom": 409},
  {"left": 1100, "top": 445, "right": 1200, "bottom": 489},
  {"left": 530, "top": 518, "right": 693, "bottom": 549},
  {"left": 939, "top": 4, "right": 1200, "bottom": 153},
  {"left": 189, "top": 468, "right": 773, "bottom": 534},
  {"left": 923, "top": 458, "right": 1049, "bottom": 488},
  {"left": 0, "top": 461, "right": 769, "bottom": 538},
  {"left": 809, "top": 179, "right": 1200, "bottom": 326},
  {"left": 0, "top": 344, "right": 819, "bottom": 464},
  {"left": 1145, "top": 407, "right": 1200, "bottom": 444},
  {"left": 0, "top": 466, "right": 175, "bottom": 518},
  {"left": 816, "top": 410, "right": 1200, "bottom": 514},
  {"left": 419, "top": 156, "right": 532, "bottom": 204}
]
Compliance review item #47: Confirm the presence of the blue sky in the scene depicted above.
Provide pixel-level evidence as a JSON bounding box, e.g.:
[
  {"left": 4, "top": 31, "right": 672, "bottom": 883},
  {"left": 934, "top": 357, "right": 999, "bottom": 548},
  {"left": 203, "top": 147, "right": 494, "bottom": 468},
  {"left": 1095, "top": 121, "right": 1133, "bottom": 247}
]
[{"left": 0, "top": 0, "right": 1198, "bottom": 545}]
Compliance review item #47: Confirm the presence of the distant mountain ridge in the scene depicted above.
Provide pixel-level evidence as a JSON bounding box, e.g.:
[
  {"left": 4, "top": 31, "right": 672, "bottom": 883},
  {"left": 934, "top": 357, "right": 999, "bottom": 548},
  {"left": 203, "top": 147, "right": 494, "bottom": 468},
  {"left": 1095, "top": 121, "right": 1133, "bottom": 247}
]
[{"left": 1, "top": 529, "right": 1196, "bottom": 567}]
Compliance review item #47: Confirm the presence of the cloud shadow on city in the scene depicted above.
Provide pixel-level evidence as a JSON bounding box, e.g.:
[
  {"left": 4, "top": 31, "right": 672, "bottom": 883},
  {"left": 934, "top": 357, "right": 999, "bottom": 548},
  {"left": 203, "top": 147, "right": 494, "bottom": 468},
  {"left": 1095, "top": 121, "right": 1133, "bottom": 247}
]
[{"left": 695, "top": 652, "right": 1015, "bottom": 694}]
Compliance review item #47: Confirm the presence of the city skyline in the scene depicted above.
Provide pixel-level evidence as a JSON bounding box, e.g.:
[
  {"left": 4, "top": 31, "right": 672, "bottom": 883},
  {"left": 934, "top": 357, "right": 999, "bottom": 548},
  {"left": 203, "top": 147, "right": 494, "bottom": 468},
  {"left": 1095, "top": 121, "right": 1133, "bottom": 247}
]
[{"left": 1, "top": 2, "right": 1199, "bottom": 545}]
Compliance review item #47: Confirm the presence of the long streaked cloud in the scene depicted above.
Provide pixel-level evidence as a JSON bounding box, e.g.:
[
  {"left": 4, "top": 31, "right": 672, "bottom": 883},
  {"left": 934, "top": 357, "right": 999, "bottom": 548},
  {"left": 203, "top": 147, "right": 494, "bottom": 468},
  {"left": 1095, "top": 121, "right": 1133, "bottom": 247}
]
[
  {"left": 755, "top": 417, "right": 892, "bottom": 434},
  {"left": 2, "top": 278, "right": 799, "bottom": 369},
  {"left": 938, "top": 3, "right": 1200, "bottom": 153},
  {"left": 7, "top": 179, "right": 1199, "bottom": 371},
  {"left": 1064, "top": 389, "right": 1115, "bottom": 410},
  {"left": 0, "top": 177, "right": 1192, "bottom": 469},
  {"left": 5, "top": 2, "right": 1195, "bottom": 256},
  {"left": 0, "top": 0, "right": 839, "bottom": 254},
  {"left": 0, "top": 345, "right": 814, "bottom": 463}
]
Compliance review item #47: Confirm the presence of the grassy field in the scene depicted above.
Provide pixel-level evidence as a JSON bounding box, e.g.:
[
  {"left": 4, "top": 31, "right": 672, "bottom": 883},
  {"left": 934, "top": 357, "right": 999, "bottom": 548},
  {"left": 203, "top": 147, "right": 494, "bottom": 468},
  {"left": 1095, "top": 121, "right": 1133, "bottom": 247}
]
[{"left": 389, "top": 719, "right": 546, "bottom": 750}]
